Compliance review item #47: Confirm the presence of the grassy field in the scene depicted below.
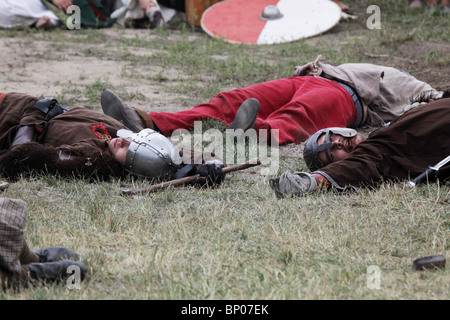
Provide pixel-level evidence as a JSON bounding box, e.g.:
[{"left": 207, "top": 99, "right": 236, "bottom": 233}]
[{"left": 0, "top": 0, "right": 448, "bottom": 301}]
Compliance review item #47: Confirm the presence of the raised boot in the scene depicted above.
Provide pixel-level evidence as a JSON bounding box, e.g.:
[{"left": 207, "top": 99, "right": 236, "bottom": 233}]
[
  {"left": 101, "top": 90, "right": 154, "bottom": 132},
  {"left": 227, "top": 98, "right": 260, "bottom": 131}
]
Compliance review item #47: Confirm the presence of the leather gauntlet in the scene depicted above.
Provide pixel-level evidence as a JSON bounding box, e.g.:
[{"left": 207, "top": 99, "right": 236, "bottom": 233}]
[{"left": 10, "top": 126, "right": 36, "bottom": 149}]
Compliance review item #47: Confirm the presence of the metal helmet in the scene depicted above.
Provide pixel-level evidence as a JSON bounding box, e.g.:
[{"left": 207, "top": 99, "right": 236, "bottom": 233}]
[
  {"left": 119, "top": 129, "right": 182, "bottom": 180},
  {"left": 303, "top": 127, "right": 357, "bottom": 171}
]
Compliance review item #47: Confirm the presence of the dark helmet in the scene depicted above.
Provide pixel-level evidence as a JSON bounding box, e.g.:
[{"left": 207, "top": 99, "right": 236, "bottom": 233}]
[{"left": 303, "top": 127, "right": 357, "bottom": 171}]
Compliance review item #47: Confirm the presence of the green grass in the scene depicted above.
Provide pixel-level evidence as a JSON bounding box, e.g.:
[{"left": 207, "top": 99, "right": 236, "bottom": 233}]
[
  {"left": 0, "top": 0, "right": 448, "bottom": 300},
  {"left": 2, "top": 176, "right": 448, "bottom": 300}
]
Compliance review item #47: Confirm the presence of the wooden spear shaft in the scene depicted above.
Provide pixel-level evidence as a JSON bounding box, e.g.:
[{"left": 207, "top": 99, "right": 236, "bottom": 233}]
[{"left": 121, "top": 158, "right": 261, "bottom": 196}]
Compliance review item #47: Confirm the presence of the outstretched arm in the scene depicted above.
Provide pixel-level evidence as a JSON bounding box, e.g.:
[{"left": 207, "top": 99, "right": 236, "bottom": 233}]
[{"left": 269, "top": 171, "right": 331, "bottom": 198}]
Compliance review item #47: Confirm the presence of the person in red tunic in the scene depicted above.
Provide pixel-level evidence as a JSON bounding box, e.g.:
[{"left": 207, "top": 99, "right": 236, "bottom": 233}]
[{"left": 100, "top": 59, "right": 444, "bottom": 145}]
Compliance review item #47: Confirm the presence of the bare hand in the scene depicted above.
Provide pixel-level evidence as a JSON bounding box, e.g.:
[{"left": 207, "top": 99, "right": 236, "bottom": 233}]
[{"left": 52, "top": 0, "right": 74, "bottom": 12}]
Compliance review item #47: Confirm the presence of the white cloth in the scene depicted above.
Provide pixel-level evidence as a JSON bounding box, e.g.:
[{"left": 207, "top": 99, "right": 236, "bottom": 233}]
[{"left": 0, "top": 0, "right": 59, "bottom": 28}]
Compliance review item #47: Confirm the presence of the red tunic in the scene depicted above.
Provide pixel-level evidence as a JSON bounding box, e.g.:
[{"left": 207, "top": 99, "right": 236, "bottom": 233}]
[{"left": 148, "top": 76, "right": 357, "bottom": 144}]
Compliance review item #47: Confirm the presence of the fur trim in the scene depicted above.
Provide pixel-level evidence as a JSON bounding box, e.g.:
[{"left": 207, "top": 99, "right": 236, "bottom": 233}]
[
  {"left": 411, "top": 90, "right": 449, "bottom": 103},
  {"left": 0, "top": 142, "right": 127, "bottom": 181}
]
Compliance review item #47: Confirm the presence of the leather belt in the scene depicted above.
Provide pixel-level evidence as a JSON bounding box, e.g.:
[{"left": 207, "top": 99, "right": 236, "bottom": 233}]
[{"left": 332, "top": 80, "right": 364, "bottom": 127}]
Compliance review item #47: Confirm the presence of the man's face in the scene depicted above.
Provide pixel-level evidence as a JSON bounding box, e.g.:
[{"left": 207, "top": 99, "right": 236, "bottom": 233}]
[
  {"left": 316, "top": 132, "right": 366, "bottom": 166},
  {"left": 109, "top": 137, "right": 132, "bottom": 165}
]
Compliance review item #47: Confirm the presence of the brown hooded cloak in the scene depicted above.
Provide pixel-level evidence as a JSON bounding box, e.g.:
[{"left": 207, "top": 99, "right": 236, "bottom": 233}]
[
  {"left": 314, "top": 98, "right": 450, "bottom": 189},
  {"left": 0, "top": 92, "right": 128, "bottom": 180}
]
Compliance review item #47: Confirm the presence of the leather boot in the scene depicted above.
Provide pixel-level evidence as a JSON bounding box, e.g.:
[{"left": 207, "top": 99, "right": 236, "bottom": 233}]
[
  {"left": 227, "top": 98, "right": 260, "bottom": 131},
  {"left": 101, "top": 89, "right": 154, "bottom": 132},
  {"left": 33, "top": 247, "right": 81, "bottom": 262},
  {"left": 28, "top": 261, "right": 87, "bottom": 283}
]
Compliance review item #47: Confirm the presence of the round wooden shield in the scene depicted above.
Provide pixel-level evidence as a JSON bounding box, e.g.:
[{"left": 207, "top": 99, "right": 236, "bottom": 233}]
[{"left": 201, "top": 0, "right": 341, "bottom": 45}]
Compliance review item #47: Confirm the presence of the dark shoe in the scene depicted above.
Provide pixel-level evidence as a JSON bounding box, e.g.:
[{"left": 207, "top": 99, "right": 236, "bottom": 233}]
[
  {"left": 101, "top": 89, "right": 145, "bottom": 132},
  {"left": 34, "top": 247, "right": 81, "bottom": 263},
  {"left": 149, "top": 10, "right": 165, "bottom": 29},
  {"left": 269, "top": 177, "right": 285, "bottom": 199},
  {"left": 413, "top": 255, "right": 446, "bottom": 271},
  {"left": 28, "top": 261, "right": 87, "bottom": 283},
  {"left": 227, "top": 98, "right": 260, "bottom": 131}
]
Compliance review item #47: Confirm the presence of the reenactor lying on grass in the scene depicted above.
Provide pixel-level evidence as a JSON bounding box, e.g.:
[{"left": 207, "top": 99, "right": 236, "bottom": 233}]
[
  {"left": 0, "top": 0, "right": 180, "bottom": 30},
  {"left": 100, "top": 57, "right": 444, "bottom": 145},
  {"left": 0, "top": 0, "right": 116, "bottom": 29},
  {"left": 0, "top": 92, "right": 225, "bottom": 187},
  {"left": 269, "top": 96, "right": 450, "bottom": 197}
]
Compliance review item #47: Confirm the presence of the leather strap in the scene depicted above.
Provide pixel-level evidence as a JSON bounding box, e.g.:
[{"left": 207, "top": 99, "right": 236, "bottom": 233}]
[
  {"left": 331, "top": 80, "right": 364, "bottom": 127},
  {"left": 172, "top": 164, "right": 196, "bottom": 180},
  {"left": 135, "top": 108, "right": 155, "bottom": 130},
  {"left": 34, "top": 98, "right": 70, "bottom": 121}
]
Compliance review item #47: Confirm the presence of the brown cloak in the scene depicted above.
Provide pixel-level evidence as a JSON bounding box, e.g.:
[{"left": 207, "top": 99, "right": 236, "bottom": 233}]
[
  {"left": 0, "top": 93, "right": 129, "bottom": 180},
  {"left": 314, "top": 98, "right": 450, "bottom": 189}
]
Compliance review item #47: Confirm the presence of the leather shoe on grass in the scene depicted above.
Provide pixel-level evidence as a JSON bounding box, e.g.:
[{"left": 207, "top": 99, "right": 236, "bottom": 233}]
[
  {"left": 34, "top": 247, "right": 81, "bottom": 263},
  {"left": 28, "top": 261, "right": 87, "bottom": 283}
]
